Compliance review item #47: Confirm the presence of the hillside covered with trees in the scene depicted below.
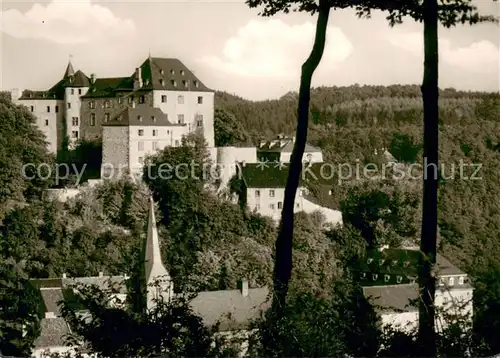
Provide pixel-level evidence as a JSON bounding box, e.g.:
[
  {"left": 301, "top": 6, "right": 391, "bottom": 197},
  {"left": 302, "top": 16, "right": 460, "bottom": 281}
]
[{"left": 1, "top": 86, "right": 500, "bottom": 356}]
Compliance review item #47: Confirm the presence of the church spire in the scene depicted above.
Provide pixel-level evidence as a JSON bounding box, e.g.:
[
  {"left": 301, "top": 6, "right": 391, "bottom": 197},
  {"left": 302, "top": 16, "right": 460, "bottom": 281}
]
[
  {"left": 64, "top": 55, "right": 75, "bottom": 78},
  {"left": 145, "top": 197, "right": 173, "bottom": 310}
]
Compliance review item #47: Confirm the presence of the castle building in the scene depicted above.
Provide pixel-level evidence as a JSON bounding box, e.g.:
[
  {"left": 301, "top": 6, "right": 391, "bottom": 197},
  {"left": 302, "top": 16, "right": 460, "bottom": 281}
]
[
  {"left": 29, "top": 197, "right": 268, "bottom": 357},
  {"left": 360, "top": 248, "right": 473, "bottom": 332},
  {"left": 11, "top": 56, "right": 214, "bottom": 154}
]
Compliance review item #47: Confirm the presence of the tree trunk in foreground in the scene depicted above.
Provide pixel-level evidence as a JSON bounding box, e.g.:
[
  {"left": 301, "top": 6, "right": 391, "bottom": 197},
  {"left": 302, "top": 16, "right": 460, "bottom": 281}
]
[
  {"left": 418, "top": 0, "right": 439, "bottom": 355},
  {"left": 271, "top": 2, "right": 330, "bottom": 316}
]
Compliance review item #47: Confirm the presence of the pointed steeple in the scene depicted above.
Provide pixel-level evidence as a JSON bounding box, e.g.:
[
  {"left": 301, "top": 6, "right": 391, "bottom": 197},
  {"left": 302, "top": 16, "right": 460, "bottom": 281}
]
[
  {"left": 64, "top": 57, "right": 75, "bottom": 79},
  {"left": 145, "top": 197, "right": 173, "bottom": 310}
]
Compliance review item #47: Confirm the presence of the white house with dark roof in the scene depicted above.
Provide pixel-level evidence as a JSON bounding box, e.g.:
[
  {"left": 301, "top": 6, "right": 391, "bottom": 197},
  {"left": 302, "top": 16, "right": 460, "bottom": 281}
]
[
  {"left": 361, "top": 248, "right": 473, "bottom": 333},
  {"left": 29, "top": 197, "right": 269, "bottom": 357},
  {"left": 236, "top": 162, "right": 343, "bottom": 226},
  {"left": 258, "top": 135, "right": 323, "bottom": 163}
]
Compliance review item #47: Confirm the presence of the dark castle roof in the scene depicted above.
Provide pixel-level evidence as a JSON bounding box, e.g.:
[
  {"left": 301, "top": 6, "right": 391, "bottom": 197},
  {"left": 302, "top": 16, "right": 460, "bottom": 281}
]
[{"left": 19, "top": 57, "right": 212, "bottom": 101}]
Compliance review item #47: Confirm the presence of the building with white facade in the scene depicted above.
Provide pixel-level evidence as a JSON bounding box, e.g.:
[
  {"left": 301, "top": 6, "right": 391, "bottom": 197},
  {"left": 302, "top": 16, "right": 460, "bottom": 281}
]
[
  {"left": 360, "top": 248, "right": 473, "bottom": 333},
  {"left": 10, "top": 61, "right": 89, "bottom": 153},
  {"left": 235, "top": 162, "right": 343, "bottom": 226},
  {"left": 257, "top": 135, "right": 323, "bottom": 164},
  {"left": 29, "top": 197, "right": 269, "bottom": 357},
  {"left": 10, "top": 56, "right": 213, "bottom": 154}
]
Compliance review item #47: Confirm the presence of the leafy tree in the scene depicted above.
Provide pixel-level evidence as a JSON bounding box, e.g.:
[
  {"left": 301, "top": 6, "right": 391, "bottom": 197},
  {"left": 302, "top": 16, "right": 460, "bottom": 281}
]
[
  {"left": 214, "top": 108, "right": 251, "bottom": 147},
  {"left": 389, "top": 133, "right": 421, "bottom": 164},
  {"left": 249, "top": 280, "right": 381, "bottom": 357},
  {"left": 376, "top": 2, "right": 497, "bottom": 354},
  {"left": 0, "top": 94, "right": 54, "bottom": 220},
  {"left": 0, "top": 258, "right": 42, "bottom": 356},
  {"left": 340, "top": 183, "right": 420, "bottom": 248}
]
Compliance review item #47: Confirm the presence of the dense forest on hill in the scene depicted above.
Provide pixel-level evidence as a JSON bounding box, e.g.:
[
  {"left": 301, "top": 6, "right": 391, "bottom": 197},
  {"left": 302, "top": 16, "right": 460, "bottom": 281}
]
[
  {"left": 214, "top": 85, "right": 500, "bottom": 272},
  {"left": 1, "top": 87, "right": 500, "bottom": 355}
]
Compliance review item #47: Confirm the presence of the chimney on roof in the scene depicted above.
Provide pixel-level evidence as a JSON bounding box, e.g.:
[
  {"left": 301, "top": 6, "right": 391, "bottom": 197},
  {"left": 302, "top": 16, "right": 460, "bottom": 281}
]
[
  {"left": 238, "top": 279, "right": 249, "bottom": 297},
  {"left": 90, "top": 73, "right": 96, "bottom": 84},
  {"left": 134, "top": 67, "right": 143, "bottom": 90}
]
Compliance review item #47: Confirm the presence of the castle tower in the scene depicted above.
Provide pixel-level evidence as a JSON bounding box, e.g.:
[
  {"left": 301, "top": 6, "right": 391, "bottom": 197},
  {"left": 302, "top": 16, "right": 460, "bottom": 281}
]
[
  {"left": 145, "top": 197, "right": 174, "bottom": 310},
  {"left": 62, "top": 58, "right": 90, "bottom": 148}
]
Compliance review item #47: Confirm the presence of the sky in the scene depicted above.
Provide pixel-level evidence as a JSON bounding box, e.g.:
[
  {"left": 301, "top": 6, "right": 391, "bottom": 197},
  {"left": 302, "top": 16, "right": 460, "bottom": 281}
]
[{"left": 1, "top": 0, "right": 499, "bottom": 101}]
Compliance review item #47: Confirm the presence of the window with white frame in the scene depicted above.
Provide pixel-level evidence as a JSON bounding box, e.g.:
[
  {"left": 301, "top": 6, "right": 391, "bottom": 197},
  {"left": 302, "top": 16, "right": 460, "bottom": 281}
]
[
  {"left": 269, "top": 190, "right": 275, "bottom": 197},
  {"left": 104, "top": 113, "right": 110, "bottom": 122},
  {"left": 269, "top": 204, "right": 275, "bottom": 210},
  {"left": 138, "top": 129, "right": 144, "bottom": 136},
  {"left": 449, "top": 277, "right": 454, "bottom": 286},
  {"left": 47, "top": 106, "right": 50, "bottom": 113},
  {"left": 71, "top": 130, "right": 78, "bottom": 139},
  {"left": 89, "top": 101, "right": 95, "bottom": 109},
  {"left": 177, "top": 95, "right": 184, "bottom": 104},
  {"left": 139, "top": 95, "right": 145, "bottom": 104},
  {"left": 45, "top": 119, "right": 49, "bottom": 126},
  {"left": 152, "top": 129, "right": 157, "bottom": 136},
  {"left": 178, "top": 114, "right": 184, "bottom": 124},
  {"left": 255, "top": 190, "right": 260, "bottom": 197},
  {"left": 459, "top": 276, "right": 464, "bottom": 285},
  {"left": 161, "top": 95, "right": 167, "bottom": 103},
  {"left": 138, "top": 141, "right": 144, "bottom": 151},
  {"left": 90, "top": 114, "right": 96, "bottom": 126},
  {"left": 197, "top": 96, "right": 203, "bottom": 104},
  {"left": 72, "top": 117, "right": 78, "bottom": 126},
  {"left": 278, "top": 202, "right": 283, "bottom": 209},
  {"left": 153, "top": 141, "right": 158, "bottom": 150},
  {"left": 104, "top": 100, "right": 110, "bottom": 108}
]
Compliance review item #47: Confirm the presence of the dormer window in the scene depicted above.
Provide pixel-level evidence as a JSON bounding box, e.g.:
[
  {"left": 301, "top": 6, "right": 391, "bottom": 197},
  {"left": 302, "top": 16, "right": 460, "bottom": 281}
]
[
  {"left": 384, "top": 274, "right": 390, "bottom": 282},
  {"left": 160, "top": 69, "right": 164, "bottom": 75},
  {"left": 138, "top": 115, "right": 142, "bottom": 122},
  {"left": 151, "top": 116, "right": 156, "bottom": 122},
  {"left": 449, "top": 277, "right": 454, "bottom": 286},
  {"left": 182, "top": 80, "right": 188, "bottom": 87},
  {"left": 180, "top": 70, "right": 185, "bottom": 76},
  {"left": 379, "top": 259, "right": 385, "bottom": 266},
  {"left": 458, "top": 276, "right": 464, "bottom": 285},
  {"left": 170, "top": 69, "right": 175, "bottom": 75},
  {"left": 372, "top": 274, "right": 378, "bottom": 281},
  {"left": 194, "top": 80, "right": 199, "bottom": 88},
  {"left": 367, "top": 258, "right": 373, "bottom": 264},
  {"left": 171, "top": 80, "right": 177, "bottom": 87},
  {"left": 159, "top": 79, "right": 165, "bottom": 86},
  {"left": 397, "top": 275, "right": 402, "bottom": 283},
  {"left": 328, "top": 190, "right": 332, "bottom": 195}
]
